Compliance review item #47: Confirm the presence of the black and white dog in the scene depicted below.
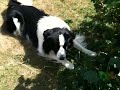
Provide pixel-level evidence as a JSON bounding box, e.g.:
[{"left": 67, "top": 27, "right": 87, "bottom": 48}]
[{"left": 5, "top": 1, "right": 96, "bottom": 69}]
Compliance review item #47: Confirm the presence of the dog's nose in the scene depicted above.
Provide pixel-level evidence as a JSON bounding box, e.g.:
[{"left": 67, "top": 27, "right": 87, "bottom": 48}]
[{"left": 59, "top": 55, "right": 65, "bottom": 60}]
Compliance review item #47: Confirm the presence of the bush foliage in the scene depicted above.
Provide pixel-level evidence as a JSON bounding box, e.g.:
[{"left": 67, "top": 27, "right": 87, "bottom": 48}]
[{"left": 58, "top": 0, "right": 120, "bottom": 90}]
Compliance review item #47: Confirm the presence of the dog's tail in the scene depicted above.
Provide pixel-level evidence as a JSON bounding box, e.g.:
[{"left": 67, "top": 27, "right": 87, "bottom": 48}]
[
  {"left": 8, "top": 0, "right": 33, "bottom": 6},
  {"left": 73, "top": 34, "right": 97, "bottom": 56}
]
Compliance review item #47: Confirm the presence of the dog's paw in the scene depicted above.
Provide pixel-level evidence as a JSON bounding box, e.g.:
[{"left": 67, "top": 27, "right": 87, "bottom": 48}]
[
  {"left": 59, "top": 60, "right": 74, "bottom": 69},
  {"left": 90, "top": 52, "right": 97, "bottom": 57},
  {"left": 64, "top": 62, "right": 74, "bottom": 69}
]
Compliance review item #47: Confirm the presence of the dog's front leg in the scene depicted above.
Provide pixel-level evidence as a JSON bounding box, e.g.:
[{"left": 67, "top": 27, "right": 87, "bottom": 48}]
[
  {"left": 73, "top": 40, "right": 97, "bottom": 56},
  {"left": 58, "top": 59, "right": 74, "bottom": 69}
]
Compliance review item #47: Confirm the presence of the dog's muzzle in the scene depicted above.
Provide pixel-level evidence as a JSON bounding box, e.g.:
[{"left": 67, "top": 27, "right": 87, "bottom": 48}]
[
  {"left": 59, "top": 55, "right": 65, "bottom": 60},
  {"left": 57, "top": 46, "right": 66, "bottom": 60}
]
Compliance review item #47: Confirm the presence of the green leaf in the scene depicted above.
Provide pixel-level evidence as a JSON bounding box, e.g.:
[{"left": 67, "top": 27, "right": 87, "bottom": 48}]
[
  {"left": 99, "top": 71, "right": 109, "bottom": 81},
  {"left": 83, "top": 70, "right": 99, "bottom": 84},
  {"left": 108, "top": 57, "right": 120, "bottom": 68}
]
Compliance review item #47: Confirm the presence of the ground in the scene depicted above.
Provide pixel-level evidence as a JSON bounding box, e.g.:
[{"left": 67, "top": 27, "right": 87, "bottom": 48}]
[{"left": 0, "top": 0, "right": 95, "bottom": 89}]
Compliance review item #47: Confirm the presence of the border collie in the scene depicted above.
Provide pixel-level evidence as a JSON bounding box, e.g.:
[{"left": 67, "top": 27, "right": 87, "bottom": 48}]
[{"left": 5, "top": 1, "right": 97, "bottom": 69}]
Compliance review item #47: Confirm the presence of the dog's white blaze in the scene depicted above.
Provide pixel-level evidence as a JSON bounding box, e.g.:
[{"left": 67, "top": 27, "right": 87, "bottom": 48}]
[
  {"left": 57, "top": 34, "right": 66, "bottom": 57},
  {"left": 37, "top": 16, "right": 71, "bottom": 55},
  {"left": 59, "top": 47, "right": 65, "bottom": 55},
  {"left": 12, "top": 17, "right": 21, "bottom": 36},
  {"left": 59, "top": 34, "right": 65, "bottom": 46}
]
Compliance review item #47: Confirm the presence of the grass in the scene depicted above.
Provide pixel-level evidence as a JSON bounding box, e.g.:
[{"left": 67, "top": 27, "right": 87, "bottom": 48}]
[{"left": 0, "top": 0, "right": 95, "bottom": 89}]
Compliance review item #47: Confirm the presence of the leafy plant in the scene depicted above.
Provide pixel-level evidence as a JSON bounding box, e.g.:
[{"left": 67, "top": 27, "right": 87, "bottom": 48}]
[{"left": 58, "top": 0, "right": 120, "bottom": 90}]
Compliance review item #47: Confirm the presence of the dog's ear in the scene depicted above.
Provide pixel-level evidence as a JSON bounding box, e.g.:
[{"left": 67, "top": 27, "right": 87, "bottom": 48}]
[
  {"left": 62, "top": 28, "right": 75, "bottom": 39},
  {"left": 43, "top": 36, "right": 53, "bottom": 54},
  {"left": 43, "top": 29, "right": 54, "bottom": 54},
  {"left": 70, "top": 30, "right": 75, "bottom": 39},
  {"left": 43, "top": 29, "right": 53, "bottom": 40}
]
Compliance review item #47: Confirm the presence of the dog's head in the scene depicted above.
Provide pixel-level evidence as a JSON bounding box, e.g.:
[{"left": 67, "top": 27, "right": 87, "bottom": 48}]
[{"left": 43, "top": 28, "right": 75, "bottom": 60}]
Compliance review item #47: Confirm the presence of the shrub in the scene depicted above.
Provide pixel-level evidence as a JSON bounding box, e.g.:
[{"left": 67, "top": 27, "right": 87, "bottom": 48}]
[{"left": 58, "top": 0, "right": 120, "bottom": 90}]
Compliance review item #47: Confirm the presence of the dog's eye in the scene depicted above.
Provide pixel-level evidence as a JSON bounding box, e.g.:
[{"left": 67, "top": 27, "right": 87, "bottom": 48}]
[
  {"left": 64, "top": 42, "right": 72, "bottom": 50},
  {"left": 68, "top": 39, "right": 73, "bottom": 48},
  {"left": 68, "top": 43, "right": 72, "bottom": 48}
]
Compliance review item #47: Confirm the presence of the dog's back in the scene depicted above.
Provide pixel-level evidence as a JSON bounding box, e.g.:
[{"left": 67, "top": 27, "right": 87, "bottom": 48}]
[{"left": 6, "top": 2, "right": 49, "bottom": 47}]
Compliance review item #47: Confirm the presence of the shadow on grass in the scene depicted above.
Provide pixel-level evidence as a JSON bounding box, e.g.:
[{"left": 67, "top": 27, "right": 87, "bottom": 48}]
[{"left": 1, "top": 9, "right": 61, "bottom": 90}]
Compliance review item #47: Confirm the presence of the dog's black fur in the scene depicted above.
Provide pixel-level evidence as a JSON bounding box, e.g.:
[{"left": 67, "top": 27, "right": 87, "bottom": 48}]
[{"left": 6, "top": 4, "right": 49, "bottom": 48}]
